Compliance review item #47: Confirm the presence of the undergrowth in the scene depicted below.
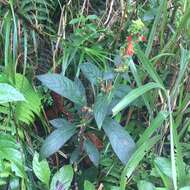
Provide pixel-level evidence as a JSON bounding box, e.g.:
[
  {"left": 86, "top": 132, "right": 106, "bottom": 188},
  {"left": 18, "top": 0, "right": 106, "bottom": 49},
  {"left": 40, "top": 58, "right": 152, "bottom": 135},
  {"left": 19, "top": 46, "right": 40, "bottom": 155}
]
[{"left": 0, "top": 0, "right": 190, "bottom": 190}]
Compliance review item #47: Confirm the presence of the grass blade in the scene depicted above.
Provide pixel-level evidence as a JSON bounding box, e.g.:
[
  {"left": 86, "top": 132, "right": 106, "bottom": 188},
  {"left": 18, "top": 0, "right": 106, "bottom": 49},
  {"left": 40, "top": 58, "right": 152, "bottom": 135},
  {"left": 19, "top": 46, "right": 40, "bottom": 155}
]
[
  {"left": 112, "top": 82, "right": 163, "bottom": 116},
  {"left": 135, "top": 44, "right": 165, "bottom": 88},
  {"left": 137, "top": 111, "right": 168, "bottom": 147},
  {"left": 145, "top": 0, "right": 166, "bottom": 57},
  {"left": 120, "top": 136, "right": 160, "bottom": 190}
]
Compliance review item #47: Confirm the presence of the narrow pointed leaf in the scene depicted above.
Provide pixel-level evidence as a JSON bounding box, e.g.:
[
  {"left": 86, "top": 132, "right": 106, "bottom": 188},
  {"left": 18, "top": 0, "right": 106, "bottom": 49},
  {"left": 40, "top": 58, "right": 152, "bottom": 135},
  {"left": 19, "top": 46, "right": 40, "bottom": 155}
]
[
  {"left": 112, "top": 82, "right": 162, "bottom": 115},
  {"left": 94, "top": 94, "right": 110, "bottom": 129},
  {"left": 120, "top": 136, "right": 160, "bottom": 190}
]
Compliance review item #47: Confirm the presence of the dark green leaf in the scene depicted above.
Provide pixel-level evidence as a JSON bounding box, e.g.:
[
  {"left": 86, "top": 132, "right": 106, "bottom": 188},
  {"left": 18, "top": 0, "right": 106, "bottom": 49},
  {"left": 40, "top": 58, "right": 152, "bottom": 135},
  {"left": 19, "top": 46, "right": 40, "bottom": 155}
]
[
  {"left": 84, "top": 139, "right": 100, "bottom": 167},
  {"left": 40, "top": 127, "right": 76, "bottom": 158},
  {"left": 94, "top": 94, "right": 110, "bottom": 129},
  {"left": 80, "top": 62, "right": 102, "bottom": 85},
  {"left": 37, "top": 74, "right": 86, "bottom": 106},
  {"left": 102, "top": 118, "right": 136, "bottom": 164},
  {"left": 49, "top": 118, "right": 75, "bottom": 129}
]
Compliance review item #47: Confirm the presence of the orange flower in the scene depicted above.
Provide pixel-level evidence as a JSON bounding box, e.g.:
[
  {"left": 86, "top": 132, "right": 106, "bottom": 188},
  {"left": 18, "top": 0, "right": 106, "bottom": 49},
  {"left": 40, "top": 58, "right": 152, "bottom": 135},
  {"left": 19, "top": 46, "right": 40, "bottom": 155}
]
[{"left": 126, "top": 42, "right": 134, "bottom": 56}]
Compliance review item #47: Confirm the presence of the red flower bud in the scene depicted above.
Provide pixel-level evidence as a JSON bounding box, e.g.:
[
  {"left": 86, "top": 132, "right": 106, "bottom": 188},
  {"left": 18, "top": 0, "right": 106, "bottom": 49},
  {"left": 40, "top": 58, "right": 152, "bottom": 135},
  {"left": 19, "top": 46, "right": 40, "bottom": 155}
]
[
  {"left": 141, "top": 35, "right": 146, "bottom": 42},
  {"left": 127, "top": 35, "right": 132, "bottom": 42}
]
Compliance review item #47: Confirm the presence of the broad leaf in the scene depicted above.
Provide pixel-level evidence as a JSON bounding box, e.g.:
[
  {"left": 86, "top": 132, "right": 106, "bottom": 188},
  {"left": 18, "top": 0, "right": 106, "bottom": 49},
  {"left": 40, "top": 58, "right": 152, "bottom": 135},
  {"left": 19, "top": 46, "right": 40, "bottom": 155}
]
[
  {"left": 102, "top": 118, "right": 136, "bottom": 164},
  {"left": 37, "top": 74, "right": 86, "bottom": 106},
  {"left": 0, "top": 133, "right": 26, "bottom": 179},
  {"left": 0, "top": 83, "right": 25, "bottom": 104},
  {"left": 40, "top": 126, "right": 76, "bottom": 158},
  {"left": 80, "top": 62, "right": 102, "bottom": 85},
  {"left": 32, "top": 152, "right": 50, "bottom": 187},
  {"left": 84, "top": 180, "right": 96, "bottom": 190},
  {"left": 137, "top": 180, "right": 156, "bottom": 190},
  {"left": 84, "top": 139, "right": 100, "bottom": 167},
  {"left": 50, "top": 165, "right": 73, "bottom": 190},
  {"left": 94, "top": 93, "right": 110, "bottom": 129}
]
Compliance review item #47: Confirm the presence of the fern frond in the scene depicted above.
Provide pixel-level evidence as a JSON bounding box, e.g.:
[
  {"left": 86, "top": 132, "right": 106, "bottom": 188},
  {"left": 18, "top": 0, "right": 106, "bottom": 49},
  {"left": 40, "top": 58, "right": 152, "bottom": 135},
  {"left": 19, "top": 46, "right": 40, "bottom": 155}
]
[{"left": 15, "top": 74, "right": 41, "bottom": 124}]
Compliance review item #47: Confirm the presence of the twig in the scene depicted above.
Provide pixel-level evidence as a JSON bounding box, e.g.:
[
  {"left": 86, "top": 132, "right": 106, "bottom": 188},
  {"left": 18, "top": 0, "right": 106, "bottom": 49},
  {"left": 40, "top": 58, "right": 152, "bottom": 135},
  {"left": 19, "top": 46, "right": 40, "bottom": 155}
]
[{"left": 104, "top": 0, "right": 114, "bottom": 25}]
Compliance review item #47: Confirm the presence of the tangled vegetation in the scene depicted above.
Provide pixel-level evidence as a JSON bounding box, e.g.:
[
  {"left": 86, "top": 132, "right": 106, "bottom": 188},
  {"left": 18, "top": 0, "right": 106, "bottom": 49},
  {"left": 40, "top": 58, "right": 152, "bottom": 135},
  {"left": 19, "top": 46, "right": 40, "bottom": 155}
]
[{"left": 0, "top": 0, "right": 190, "bottom": 189}]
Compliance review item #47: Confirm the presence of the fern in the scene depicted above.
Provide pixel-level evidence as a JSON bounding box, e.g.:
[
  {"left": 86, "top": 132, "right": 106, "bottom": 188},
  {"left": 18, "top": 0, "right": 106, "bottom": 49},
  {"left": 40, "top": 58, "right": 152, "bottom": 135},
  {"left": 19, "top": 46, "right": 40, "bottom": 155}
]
[
  {"left": 18, "top": 0, "right": 56, "bottom": 34},
  {"left": 15, "top": 74, "right": 41, "bottom": 124}
]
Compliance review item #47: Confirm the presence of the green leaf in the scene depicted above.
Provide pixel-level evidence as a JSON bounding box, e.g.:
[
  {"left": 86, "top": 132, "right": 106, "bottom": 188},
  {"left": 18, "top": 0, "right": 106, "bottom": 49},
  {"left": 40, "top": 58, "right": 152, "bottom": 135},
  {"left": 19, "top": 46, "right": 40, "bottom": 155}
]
[
  {"left": 32, "top": 152, "right": 50, "bottom": 187},
  {"left": 69, "top": 17, "right": 84, "bottom": 24},
  {"left": 0, "top": 133, "right": 26, "bottom": 179},
  {"left": 145, "top": 0, "right": 166, "bottom": 57},
  {"left": 0, "top": 83, "right": 25, "bottom": 104},
  {"left": 80, "top": 62, "right": 102, "bottom": 85},
  {"left": 84, "top": 139, "right": 100, "bottom": 167},
  {"left": 37, "top": 74, "right": 86, "bottom": 106},
  {"left": 102, "top": 118, "right": 136, "bottom": 164},
  {"left": 87, "top": 15, "right": 98, "bottom": 20},
  {"left": 154, "top": 157, "right": 172, "bottom": 189},
  {"left": 40, "top": 126, "right": 76, "bottom": 158},
  {"left": 128, "top": 58, "right": 152, "bottom": 116},
  {"left": 171, "top": 47, "right": 190, "bottom": 101},
  {"left": 135, "top": 45, "right": 165, "bottom": 88},
  {"left": 154, "top": 157, "right": 172, "bottom": 178},
  {"left": 112, "top": 82, "right": 163, "bottom": 115},
  {"left": 120, "top": 136, "right": 160, "bottom": 190},
  {"left": 84, "top": 180, "right": 96, "bottom": 190},
  {"left": 50, "top": 165, "right": 73, "bottom": 190},
  {"left": 94, "top": 93, "right": 110, "bottom": 129},
  {"left": 137, "top": 180, "right": 156, "bottom": 190}
]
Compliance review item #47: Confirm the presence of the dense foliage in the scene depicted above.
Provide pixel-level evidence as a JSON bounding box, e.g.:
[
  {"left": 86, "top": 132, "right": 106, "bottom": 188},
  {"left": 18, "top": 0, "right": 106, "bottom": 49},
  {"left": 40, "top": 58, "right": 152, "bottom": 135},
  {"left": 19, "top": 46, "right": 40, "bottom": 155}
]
[{"left": 0, "top": 0, "right": 190, "bottom": 189}]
